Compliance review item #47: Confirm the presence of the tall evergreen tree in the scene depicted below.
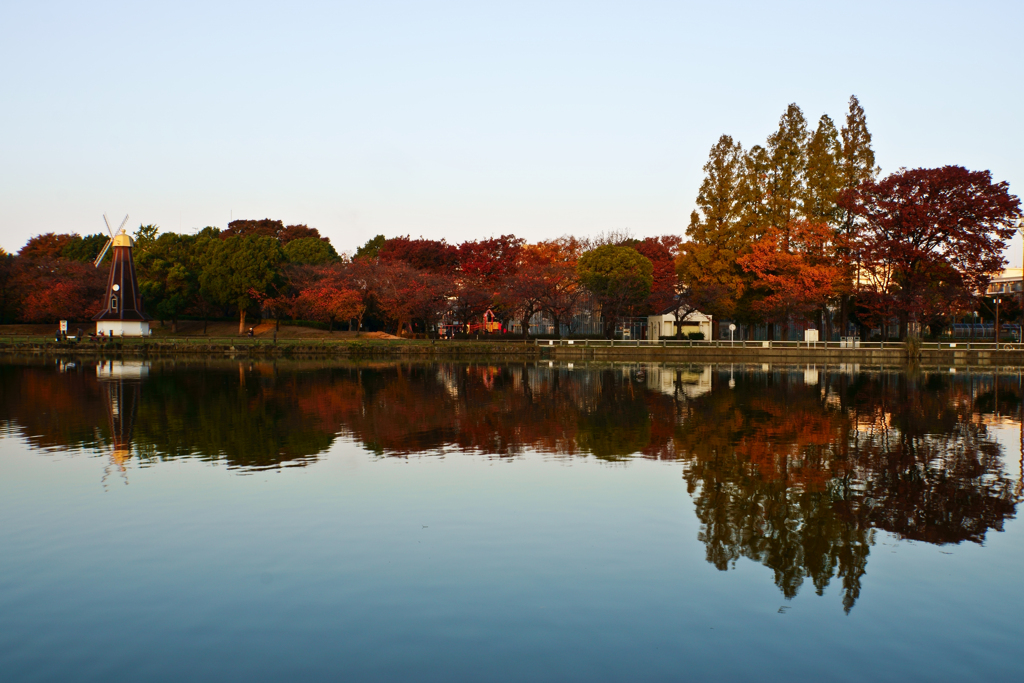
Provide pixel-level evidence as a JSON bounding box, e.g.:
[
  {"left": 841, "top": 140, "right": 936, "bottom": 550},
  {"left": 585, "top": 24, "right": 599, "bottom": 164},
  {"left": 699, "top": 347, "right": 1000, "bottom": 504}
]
[
  {"left": 838, "top": 95, "right": 879, "bottom": 336},
  {"left": 686, "top": 135, "right": 745, "bottom": 247},
  {"left": 678, "top": 135, "right": 751, "bottom": 320},
  {"left": 840, "top": 95, "right": 878, "bottom": 192},
  {"left": 765, "top": 103, "right": 809, "bottom": 245},
  {"left": 802, "top": 114, "right": 843, "bottom": 226},
  {"left": 738, "top": 144, "right": 772, "bottom": 239}
]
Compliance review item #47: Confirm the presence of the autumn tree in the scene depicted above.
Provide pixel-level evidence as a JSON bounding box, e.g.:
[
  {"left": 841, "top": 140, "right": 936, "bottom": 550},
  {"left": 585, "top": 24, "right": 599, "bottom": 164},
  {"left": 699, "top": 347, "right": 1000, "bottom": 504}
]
[
  {"left": 380, "top": 236, "right": 459, "bottom": 273},
  {"left": 633, "top": 236, "right": 682, "bottom": 315},
  {"left": 21, "top": 280, "right": 90, "bottom": 323},
  {"left": 220, "top": 219, "right": 285, "bottom": 241},
  {"left": 678, "top": 135, "right": 750, "bottom": 320},
  {"left": 838, "top": 166, "right": 1021, "bottom": 339},
  {"left": 840, "top": 95, "right": 879, "bottom": 195},
  {"left": 0, "top": 250, "right": 17, "bottom": 323},
  {"left": 764, "top": 103, "right": 809, "bottom": 236},
  {"left": 802, "top": 115, "right": 843, "bottom": 225},
  {"left": 737, "top": 220, "right": 845, "bottom": 339},
  {"left": 837, "top": 95, "right": 880, "bottom": 335},
  {"left": 294, "top": 283, "right": 364, "bottom": 331},
  {"left": 577, "top": 245, "right": 653, "bottom": 338},
  {"left": 18, "top": 233, "right": 77, "bottom": 262}
]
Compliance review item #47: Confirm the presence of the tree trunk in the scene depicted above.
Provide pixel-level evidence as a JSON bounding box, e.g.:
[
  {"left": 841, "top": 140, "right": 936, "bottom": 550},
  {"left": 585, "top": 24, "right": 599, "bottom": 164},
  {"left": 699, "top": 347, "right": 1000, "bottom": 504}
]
[
  {"left": 840, "top": 295, "right": 849, "bottom": 339},
  {"left": 171, "top": 318, "right": 177, "bottom": 334},
  {"left": 238, "top": 309, "right": 246, "bottom": 335}
]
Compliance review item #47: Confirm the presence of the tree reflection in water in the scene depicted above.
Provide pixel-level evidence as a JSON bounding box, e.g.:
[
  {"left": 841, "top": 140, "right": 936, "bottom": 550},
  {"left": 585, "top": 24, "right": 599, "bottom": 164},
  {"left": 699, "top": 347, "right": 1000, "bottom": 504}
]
[{"left": 0, "top": 359, "right": 1018, "bottom": 610}]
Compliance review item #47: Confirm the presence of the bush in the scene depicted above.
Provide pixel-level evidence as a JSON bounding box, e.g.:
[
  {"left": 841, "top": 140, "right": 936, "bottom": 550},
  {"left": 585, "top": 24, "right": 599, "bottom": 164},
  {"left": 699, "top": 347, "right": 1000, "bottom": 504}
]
[{"left": 687, "top": 331, "right": 705, "bottom": 340}]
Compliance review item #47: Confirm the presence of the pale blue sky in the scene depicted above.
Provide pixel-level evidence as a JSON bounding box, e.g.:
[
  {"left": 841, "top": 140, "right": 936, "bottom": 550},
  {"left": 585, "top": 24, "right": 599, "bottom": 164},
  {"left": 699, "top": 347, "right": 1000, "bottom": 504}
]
[{"left": 1, "top": 1, "right": 1021, "bottom": 261}]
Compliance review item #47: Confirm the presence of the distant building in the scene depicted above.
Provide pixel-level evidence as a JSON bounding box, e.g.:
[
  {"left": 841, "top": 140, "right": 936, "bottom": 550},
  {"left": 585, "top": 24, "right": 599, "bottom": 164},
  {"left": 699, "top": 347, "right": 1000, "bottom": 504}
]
[{"left": 984, "top": 268, "right": 1024, "bottom": 296}]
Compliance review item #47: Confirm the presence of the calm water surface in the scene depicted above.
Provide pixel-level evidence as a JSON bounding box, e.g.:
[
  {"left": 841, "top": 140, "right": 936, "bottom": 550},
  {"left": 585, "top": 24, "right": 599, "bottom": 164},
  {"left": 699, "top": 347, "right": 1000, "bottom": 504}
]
[{"left": 1, "top": 359, "right": 1022, "bottom": 682}]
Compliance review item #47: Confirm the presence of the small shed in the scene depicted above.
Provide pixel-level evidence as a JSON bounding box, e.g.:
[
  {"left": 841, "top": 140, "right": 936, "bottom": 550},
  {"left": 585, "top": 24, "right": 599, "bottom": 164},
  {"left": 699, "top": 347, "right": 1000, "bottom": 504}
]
[{"left": 647, "top": 309, "right": 712, "bottom": 341}]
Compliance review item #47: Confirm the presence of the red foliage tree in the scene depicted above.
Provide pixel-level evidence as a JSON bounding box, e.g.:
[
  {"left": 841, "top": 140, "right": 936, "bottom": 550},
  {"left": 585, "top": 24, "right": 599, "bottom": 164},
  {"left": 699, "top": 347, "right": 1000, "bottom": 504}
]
[
  {"left": 18, "top": 233, "right": 77, "bottom": 262},
  {"left": 634, "top": 236, "right": 683, "bottom": 315},
  {"left": 839, "top": 166, "right": 1021, "bottom": 339},
  {"left": 738, "top": 220, "right": 845, "bottom": 337},
  {"left": 379, "top": 237, "right": 459, "bottom": 273},
  {"left": 458, "top": 235, "right": 525, "bottom": 283},
  {"left": 277, "top": 224, "right": 325, "bottom": 244},
  {"left": 294, "top": 285, "right": 364, "bottom": 331}
]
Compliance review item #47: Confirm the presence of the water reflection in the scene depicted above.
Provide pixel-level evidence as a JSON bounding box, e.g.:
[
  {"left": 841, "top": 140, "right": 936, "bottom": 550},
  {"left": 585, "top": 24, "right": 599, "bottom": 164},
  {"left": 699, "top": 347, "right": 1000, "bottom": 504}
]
[
  {"left": 97, "top": 360, "right": 146, "bottom": 484},
  {"left": 0, "top": 358, "right": 1019, "bottom": 611}
]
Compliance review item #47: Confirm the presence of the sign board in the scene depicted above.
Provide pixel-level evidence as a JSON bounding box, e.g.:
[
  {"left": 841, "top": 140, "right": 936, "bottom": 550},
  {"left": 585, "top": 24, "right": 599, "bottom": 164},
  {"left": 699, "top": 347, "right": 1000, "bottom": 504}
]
[
  {"left": 59, "top": 320, "right": 68, "bottom": 332},
  {"left": 804, "top": 329, "right": 819, "bottom": 342}
]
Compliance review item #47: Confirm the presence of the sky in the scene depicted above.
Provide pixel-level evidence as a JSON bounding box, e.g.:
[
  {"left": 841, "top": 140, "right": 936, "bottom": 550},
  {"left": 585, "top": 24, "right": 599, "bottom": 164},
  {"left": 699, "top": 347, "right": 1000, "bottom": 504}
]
[{"left": 1, "top": 0, "right": 1022, "bottom": 262}]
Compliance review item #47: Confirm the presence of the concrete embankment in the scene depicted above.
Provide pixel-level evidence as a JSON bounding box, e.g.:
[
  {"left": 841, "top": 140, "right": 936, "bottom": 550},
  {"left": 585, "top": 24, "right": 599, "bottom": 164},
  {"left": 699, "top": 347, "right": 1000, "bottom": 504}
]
[
  {"left": 538, "top": 341, "right": 1024, "bottom": 366},
  {"left": 0, "top": 339, "right": 542, "bottom": 360},
  {"left": 6, "top": 338, "right": 1024, "bottom": 366}
]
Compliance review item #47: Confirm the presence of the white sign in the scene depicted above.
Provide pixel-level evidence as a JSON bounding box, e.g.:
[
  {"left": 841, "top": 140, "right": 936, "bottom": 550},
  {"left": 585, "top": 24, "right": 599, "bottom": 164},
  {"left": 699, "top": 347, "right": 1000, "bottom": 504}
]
[{"left": 59, "top": 320, "right": 68, "bottom": 332}]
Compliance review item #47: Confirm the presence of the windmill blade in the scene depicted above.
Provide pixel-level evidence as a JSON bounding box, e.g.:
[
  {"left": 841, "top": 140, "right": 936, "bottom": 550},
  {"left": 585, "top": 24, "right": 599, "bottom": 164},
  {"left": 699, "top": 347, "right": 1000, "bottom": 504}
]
[
  {"left": 103, "top": 214, "right": 114, "bottom": 238},
  {"left": 94, "top": 239, "right": 113, "bottom": 268},
  {"left": 117, "top": 214, "right": 129, "bottom": 234}
]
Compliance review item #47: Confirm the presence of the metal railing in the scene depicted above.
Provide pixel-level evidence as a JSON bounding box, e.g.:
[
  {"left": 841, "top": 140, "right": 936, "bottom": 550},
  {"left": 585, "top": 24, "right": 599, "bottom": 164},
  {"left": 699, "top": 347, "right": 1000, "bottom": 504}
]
[{"left": 531, "top": 338, "right": 1024, "bottom": 351}]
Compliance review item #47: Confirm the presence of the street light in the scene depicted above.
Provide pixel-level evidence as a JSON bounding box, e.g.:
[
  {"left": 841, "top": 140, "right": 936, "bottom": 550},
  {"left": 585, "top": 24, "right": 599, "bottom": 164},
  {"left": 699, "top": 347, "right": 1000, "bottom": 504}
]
[{"left": 729, "top": 323, "right": 736, "bottom": 345}]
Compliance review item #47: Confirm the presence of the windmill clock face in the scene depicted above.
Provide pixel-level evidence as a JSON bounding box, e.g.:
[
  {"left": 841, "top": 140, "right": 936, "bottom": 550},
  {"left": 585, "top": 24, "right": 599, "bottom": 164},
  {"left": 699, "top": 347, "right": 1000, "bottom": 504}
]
[{"left": 112, "top": 285, "right": 120, "bottom": 291}]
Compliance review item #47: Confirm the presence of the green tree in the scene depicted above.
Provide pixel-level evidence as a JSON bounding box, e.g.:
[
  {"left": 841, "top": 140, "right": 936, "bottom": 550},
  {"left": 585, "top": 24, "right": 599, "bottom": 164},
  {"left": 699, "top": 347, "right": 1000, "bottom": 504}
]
[
  {"left": 355, "top": 235, "right": 386, "bottom": 260},
  {"left": 136, "top": 232, "right": 200, "bottom": 332},
  {"left": 283, "top": 236, "right": 340, "bottom": 265},
  {"left": 577, "top": 245, "right": 653, "bottom": 337},
  {"left": 60, "top": 234, "right": 109, "bottom": 263},
  {"left": 199, "top": 235, "right": 284, "bottom": 334},
  {"left": 133, "top": 224, "right": 160, "bottom": 255},
  {"left": 802, "top": 114, "right": 843, "bottom": 226}
]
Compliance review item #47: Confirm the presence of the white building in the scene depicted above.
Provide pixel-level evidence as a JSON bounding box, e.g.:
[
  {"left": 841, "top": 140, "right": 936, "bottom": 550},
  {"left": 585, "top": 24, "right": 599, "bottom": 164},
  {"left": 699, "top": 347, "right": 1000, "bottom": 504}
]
[{"left": 647, "top": 310, "right": 712, "bottom": 341}]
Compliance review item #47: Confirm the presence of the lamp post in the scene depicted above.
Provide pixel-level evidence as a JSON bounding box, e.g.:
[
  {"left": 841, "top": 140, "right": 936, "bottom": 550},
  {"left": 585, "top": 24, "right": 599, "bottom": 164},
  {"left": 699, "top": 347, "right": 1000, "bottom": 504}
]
[{"left": 1018, "top": 219, "right": 1024, "bottom": 342}]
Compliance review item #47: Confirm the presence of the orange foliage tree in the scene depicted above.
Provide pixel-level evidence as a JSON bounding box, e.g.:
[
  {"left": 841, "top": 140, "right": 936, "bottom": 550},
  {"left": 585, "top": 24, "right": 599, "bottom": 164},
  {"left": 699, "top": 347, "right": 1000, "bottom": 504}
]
[{"left": 737, "top": 220, "right": 845, "bottom": 337}]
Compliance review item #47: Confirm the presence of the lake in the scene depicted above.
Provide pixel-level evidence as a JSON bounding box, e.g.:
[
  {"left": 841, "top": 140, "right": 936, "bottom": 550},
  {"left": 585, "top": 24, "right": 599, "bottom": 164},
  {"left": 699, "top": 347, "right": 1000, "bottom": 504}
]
[{"left": 1, "top": 358, "right": 1022, "bottom": 682}]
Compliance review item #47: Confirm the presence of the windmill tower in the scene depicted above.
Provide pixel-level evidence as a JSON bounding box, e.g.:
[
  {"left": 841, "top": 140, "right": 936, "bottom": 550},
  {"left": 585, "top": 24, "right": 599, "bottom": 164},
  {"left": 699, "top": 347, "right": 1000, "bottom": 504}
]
[{"left": 92, "top": 214, "right": 152, "bottom": 337}]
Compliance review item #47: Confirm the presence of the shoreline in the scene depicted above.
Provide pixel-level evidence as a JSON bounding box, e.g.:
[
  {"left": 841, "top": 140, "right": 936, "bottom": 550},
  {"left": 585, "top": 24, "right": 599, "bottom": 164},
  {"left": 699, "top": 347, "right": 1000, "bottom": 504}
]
[{"left": 5, "top": 337, "right": 1024, "bottom": 366}]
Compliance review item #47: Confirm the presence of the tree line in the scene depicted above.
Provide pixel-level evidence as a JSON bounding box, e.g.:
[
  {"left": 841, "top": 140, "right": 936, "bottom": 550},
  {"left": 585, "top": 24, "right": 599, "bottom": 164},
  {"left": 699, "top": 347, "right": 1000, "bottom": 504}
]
[
  {"left": 680, "top": 95, "right": 1021, "bottom": 340},
  {"left": 0, "top": 95, "right": 1019, "bottom": 339},
  {"left": 0, "top": 218, "right": 681, "bottom": 338}
]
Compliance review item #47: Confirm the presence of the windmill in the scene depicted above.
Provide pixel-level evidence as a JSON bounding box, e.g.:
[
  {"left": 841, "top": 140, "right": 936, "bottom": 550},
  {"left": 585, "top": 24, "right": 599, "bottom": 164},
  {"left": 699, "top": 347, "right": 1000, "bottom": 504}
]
[
  {"left": 92, "top": 214, "right": 152, "bottom": 337},
  {"left": 93, "top": 214, "right": 129, "bottom": 267}
]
